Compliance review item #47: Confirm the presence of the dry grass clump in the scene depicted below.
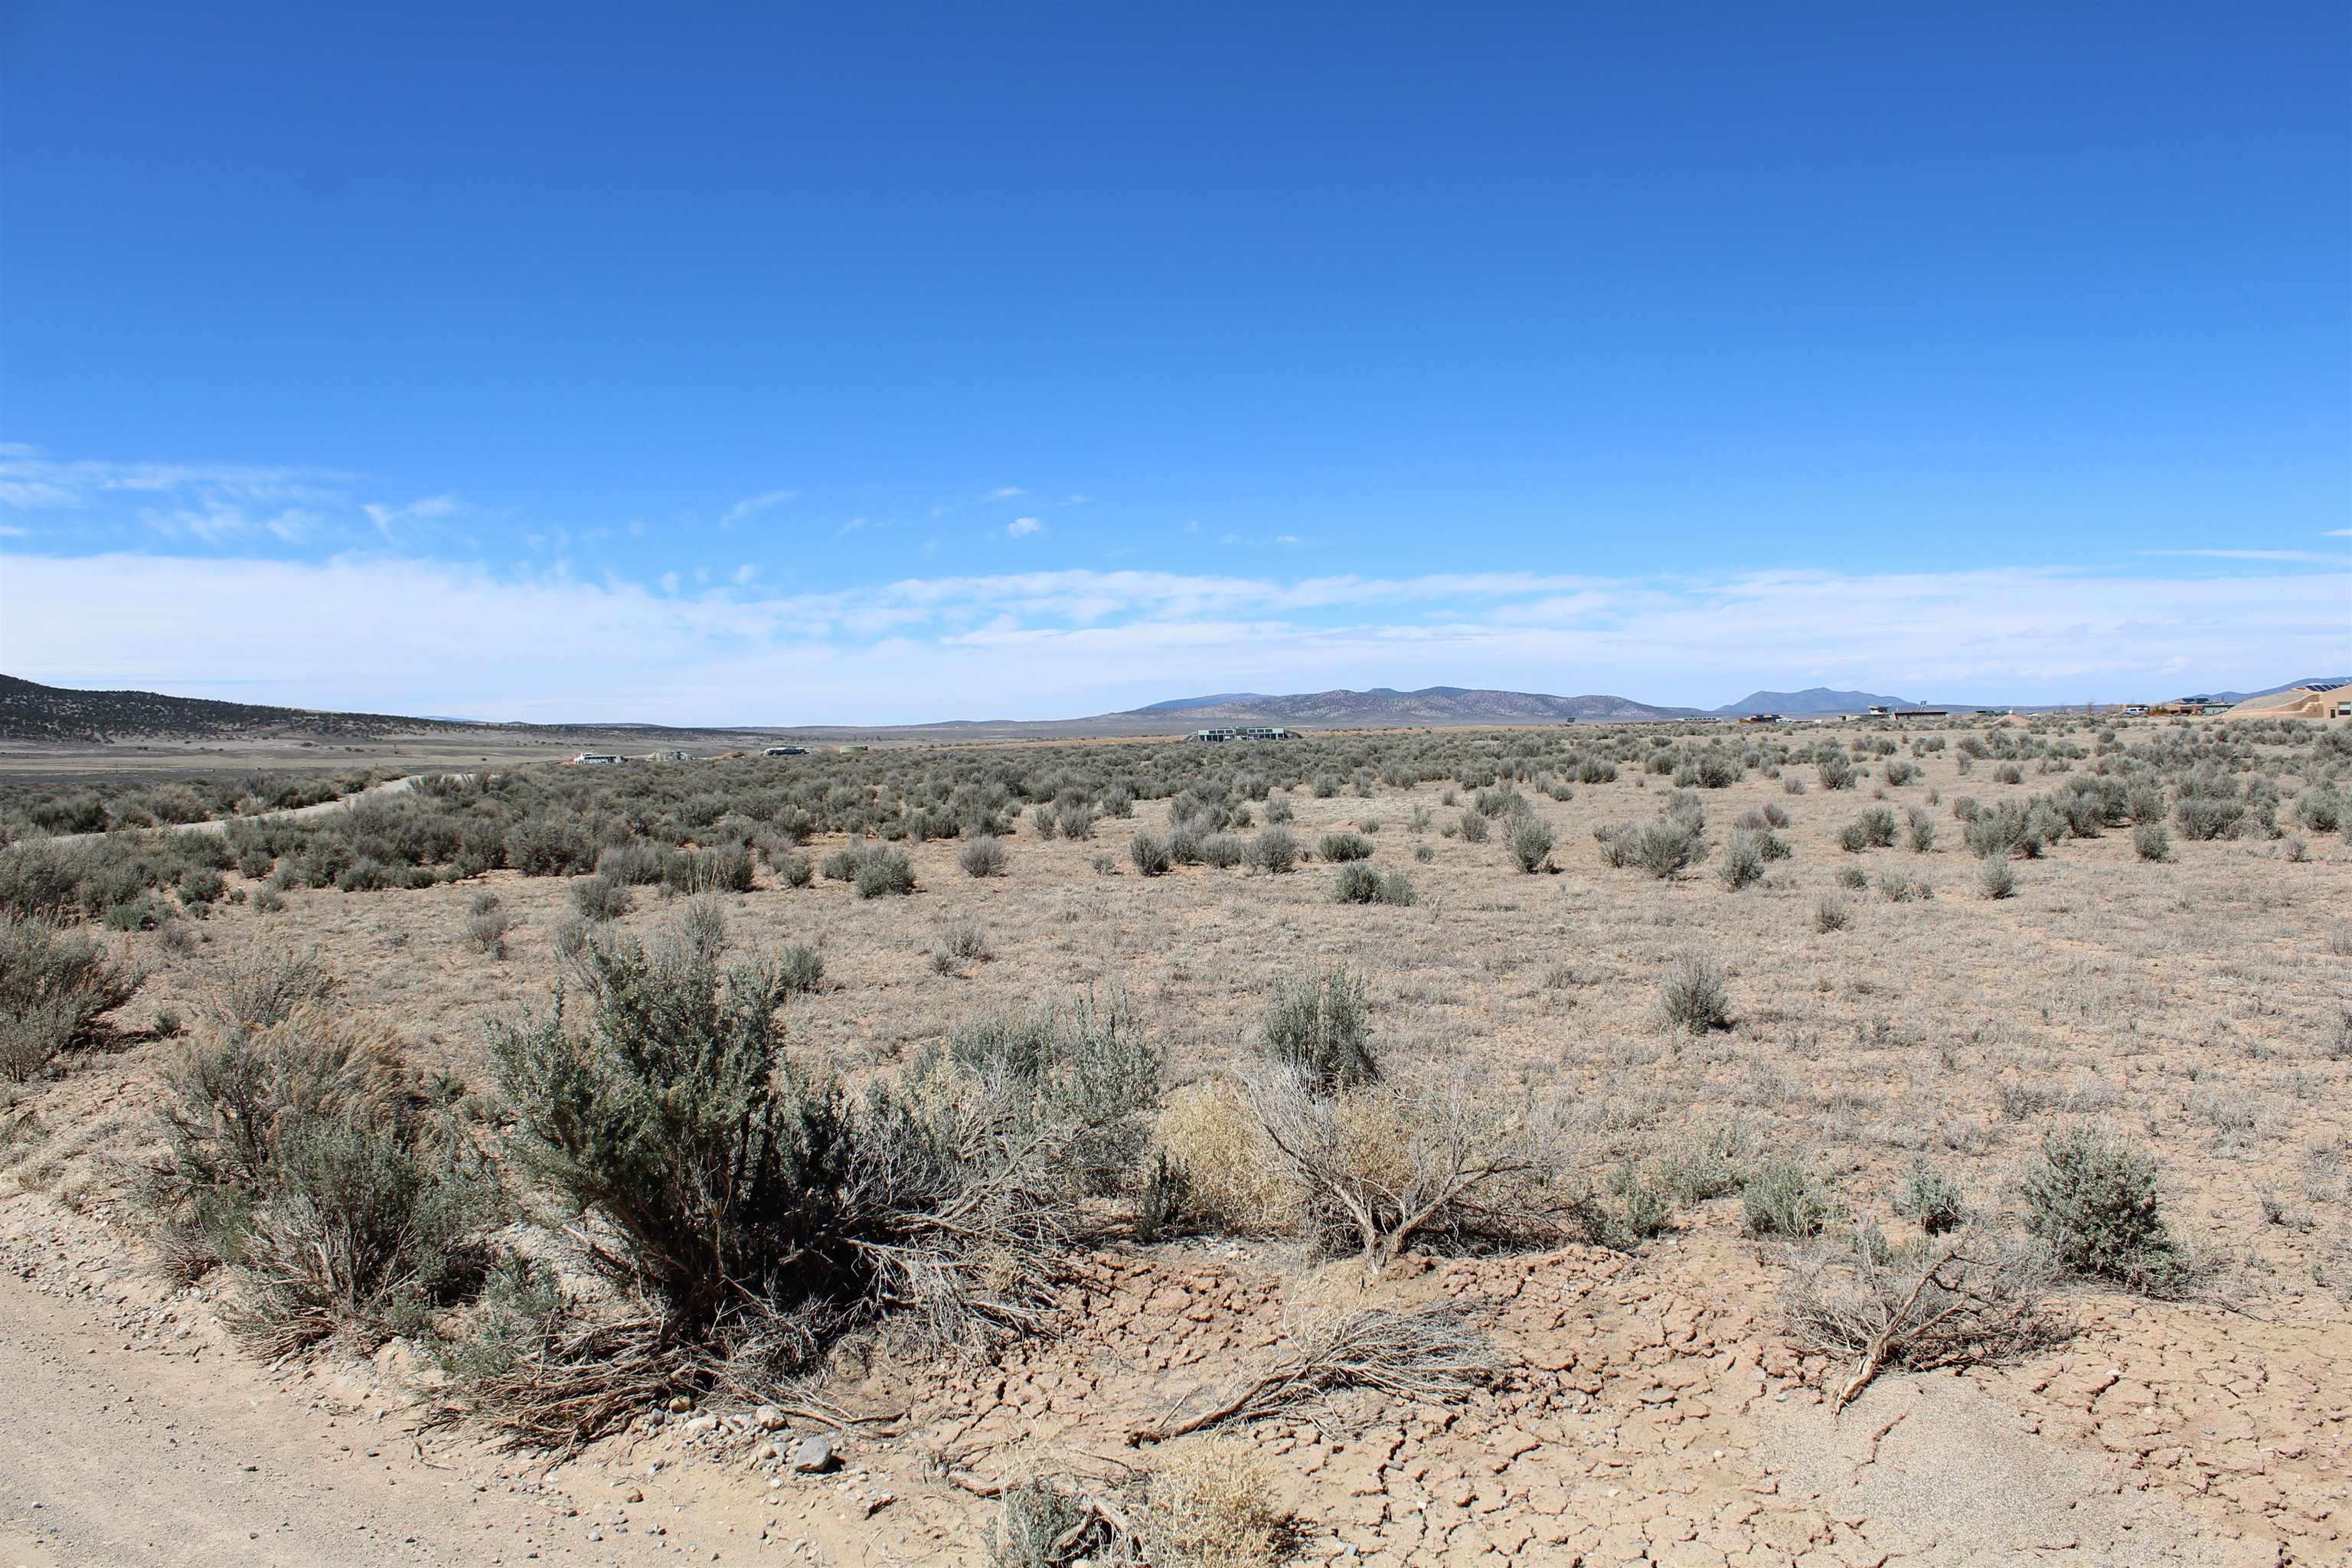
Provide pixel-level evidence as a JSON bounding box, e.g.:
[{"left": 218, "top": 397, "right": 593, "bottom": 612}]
[
  {"left": 1152, "top": 1080, "right": 1305, "bottom": 1236},
  {"left": 204, "top": 938, "right": 338, "bottom": 1032},
  {"left": 1135, "top": 1439, "right": 1291, "bottom": 1568}
]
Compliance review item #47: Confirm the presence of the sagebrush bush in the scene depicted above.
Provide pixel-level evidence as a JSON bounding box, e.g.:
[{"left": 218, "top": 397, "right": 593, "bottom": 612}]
[
  {"left": 2022, "top": 1125, "right": 2179, "bottom": 1288},
  {"left": 464, "top": 908, "right": 514, "bottom": 958},
  {"left": 570, "top": 873, "right": 633, "bottom": 923},
  {"left": 2132, "top": 822, "right": 2171, "bottom": 862},
  {"left": 1976, "top": 858, "right": 2017, "bottom": 900},
  {"left": 205, "top": 941, "right": 337, "bottom": 1033},
  {"left": 851, "top": 846, "right": 916, "bottom": 898},
  {"left": 485, "top": 935, "right": 1156, "bottom": 1407},
  {"left": 139, "top": 1018, "right": 495, "bottom": 1351},
  {"left": 1455, "top": 811, "right": 1489, "bottom": 844},
  {"left": 1260, "top": 966, "right": 1376, "bottom": 1089},
  {"left": 1894, "top": 1158, "right": 1966, "bottom": 1235},
  {"left": 777, "top": 942, "right": 824, "bottom": 993},
  {"left": 0, "top": 914, "right": 139, "bottom": 1082},
  {"left": 1655, "top": 954, "right": 1730, "bottom": 1034},
  {"left": 1743, "top": 1158, "right": 1827, "bottom": 1238},
  {"left": 1200, "top": 834, "right": 1249, "bottom": 870},
  {"left": 1717, "top": 832, "right": 1765, "bottom": 890},
  {"left": 1812, "top": 895, "right": 1849, "bottom": 933},
  {"left": 1506, "top": 818, "right": 1553, "bottom": 874},
  {"left": 1317, "top": 831, "right": 1373, "bottom": 863},
  {"left": 1130, "top": 831, "right": 1174, "bottom": 877},
  {"left": 1331, "top": 861, "right": 1413, "bottom": 905},
  {"left": 1248, "top": 827, "right": 1298, "bottom": 874},
  {"left": 941, "top": 991, "right": 1163, "bottom": 1191},
  {"left": 959, "top": 835, "right": 1008, "bottom": 878}
]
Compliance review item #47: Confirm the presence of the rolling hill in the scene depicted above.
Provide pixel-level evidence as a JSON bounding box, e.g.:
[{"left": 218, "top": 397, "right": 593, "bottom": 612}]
[
  {"left": 0, "top": 675, "right": 478, "bottom": 743},
  {"left": 1098, "top": 687, "right": 1707, "bottom": 728},
  {"left": 1711, "top": 687, "right": 1919, "bottom": 716}
]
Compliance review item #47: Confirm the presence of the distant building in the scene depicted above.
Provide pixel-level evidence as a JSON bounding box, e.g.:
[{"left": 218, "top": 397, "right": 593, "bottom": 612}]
[
  {"left": 2149, "top": 701, "right": 2210, "bottom": 717},
  {"left": 1189, "top": 726, "right": 1295, "bottom": 742},
  {"left": 567, "top": 753, "right": 622, "bottom": 766},
  {"left": 645, "top": 748, "right": 694, "bottom": 762},
  {"left": 1740, "top": 713, "right": 1783, "bottom": 723},
  {"left": 1866, "top": 704, "right": 1891, "bottom": 716}
]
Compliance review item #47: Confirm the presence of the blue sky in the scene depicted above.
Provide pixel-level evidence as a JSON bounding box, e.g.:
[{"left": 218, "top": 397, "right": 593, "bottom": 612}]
[{"left": 2, "top": 2, "right": 2346, "bottom": 722}]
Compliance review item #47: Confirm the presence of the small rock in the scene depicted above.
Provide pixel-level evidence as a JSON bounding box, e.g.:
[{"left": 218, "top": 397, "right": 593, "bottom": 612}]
[
  {"left": 668, "top": 1395, "right": 694, "bottom": 1414},
  {"left": 788, "top": 1436, "right": 838, "bottom": 1474}
]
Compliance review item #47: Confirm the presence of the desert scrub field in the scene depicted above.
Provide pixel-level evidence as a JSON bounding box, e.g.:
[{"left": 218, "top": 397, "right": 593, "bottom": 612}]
[{"left": 2, "top": 713, "right": 2347, "bottom": 1565}]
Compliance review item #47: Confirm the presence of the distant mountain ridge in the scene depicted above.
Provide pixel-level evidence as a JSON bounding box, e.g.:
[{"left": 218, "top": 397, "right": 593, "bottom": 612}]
[
  {"left": 8, "top": 672, "right": 2337, "bottom": 746},
  {"left": 1711, "top": 687, "right": 1922, "bottom": 716},
  {"left": 0, "top": 675, "right": 479, "bottom": 743},
  {"left": 1105, "top": 686, "right": 1707, "bottom": 727},
  {"left": 2184, "top": 678, "right": 2350, "bottom": 705}
]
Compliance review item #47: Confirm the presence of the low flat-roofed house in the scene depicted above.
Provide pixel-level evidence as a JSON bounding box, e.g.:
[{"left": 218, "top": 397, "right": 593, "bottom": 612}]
[{"left": 1190, "top": 726, "right": 1295, "bottom": 742}]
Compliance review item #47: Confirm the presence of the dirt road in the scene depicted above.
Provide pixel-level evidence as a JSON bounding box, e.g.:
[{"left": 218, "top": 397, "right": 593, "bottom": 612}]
[
  {"left": 0, "top": 1266, "right": 683, "bottom": 1567},
  {"left": 41, "top": 775, "right": 451, "bottom": 848}
]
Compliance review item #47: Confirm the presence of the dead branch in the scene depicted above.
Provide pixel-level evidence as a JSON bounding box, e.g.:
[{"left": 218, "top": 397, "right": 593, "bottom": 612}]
[{"left": 1129, "top": 1305, "right": 1495, "bottom": 1445}]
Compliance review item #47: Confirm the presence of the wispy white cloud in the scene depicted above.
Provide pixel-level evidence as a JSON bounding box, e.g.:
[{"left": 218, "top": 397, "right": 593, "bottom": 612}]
[
  {"left": 2137, "top": 548, "right": 2351, "bottom": 565},
  {"left": 0, "top": 446, "right": 346, "bottom": 513},
  {"left": 6, "top": 554, "right": 2344, "bottom": 725},
  {"left": 985, "top": 486, "right": 1026, "bottom": 500},
  {"left": 720, "top": 488, "right": 795, "bottom": 528},
  {"left": 142, "top": 499, "right": 321, "bottom": 545},
  {"left": 361, "top": 494, "right": 461, "bottom": 538},
  {"left": 2326, "top": 528, "right": 2351, "bottom": 539},
  {"left": 1006, "top": 517, "right": 1044, "bottom": 539}
]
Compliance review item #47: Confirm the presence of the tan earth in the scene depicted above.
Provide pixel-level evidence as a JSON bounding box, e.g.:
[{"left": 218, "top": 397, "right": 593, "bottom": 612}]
[{"left": 3, "top": 719, "right": 2347, "bottom": 1566}]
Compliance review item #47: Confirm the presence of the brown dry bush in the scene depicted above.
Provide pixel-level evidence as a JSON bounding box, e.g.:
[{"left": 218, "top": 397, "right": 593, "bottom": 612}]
[
  {"left": 1781, "top": 1218, "right": 2059, "bottom": 1415},
  {"left": 1132, "top": 1303, "right": 1496, "bottom": 1444},
  {"left": 1240, "top": 1066, "right": 1570, "bottom": 1268}
]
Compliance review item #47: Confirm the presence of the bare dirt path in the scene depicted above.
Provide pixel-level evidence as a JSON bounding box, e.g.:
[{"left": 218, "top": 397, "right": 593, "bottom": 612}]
[
  {"left": 0, "top": 1264, "right": 677, "bottom": 1568},
  {"left": 42, "top": 774, "right": 456, "bottom": 848}
]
